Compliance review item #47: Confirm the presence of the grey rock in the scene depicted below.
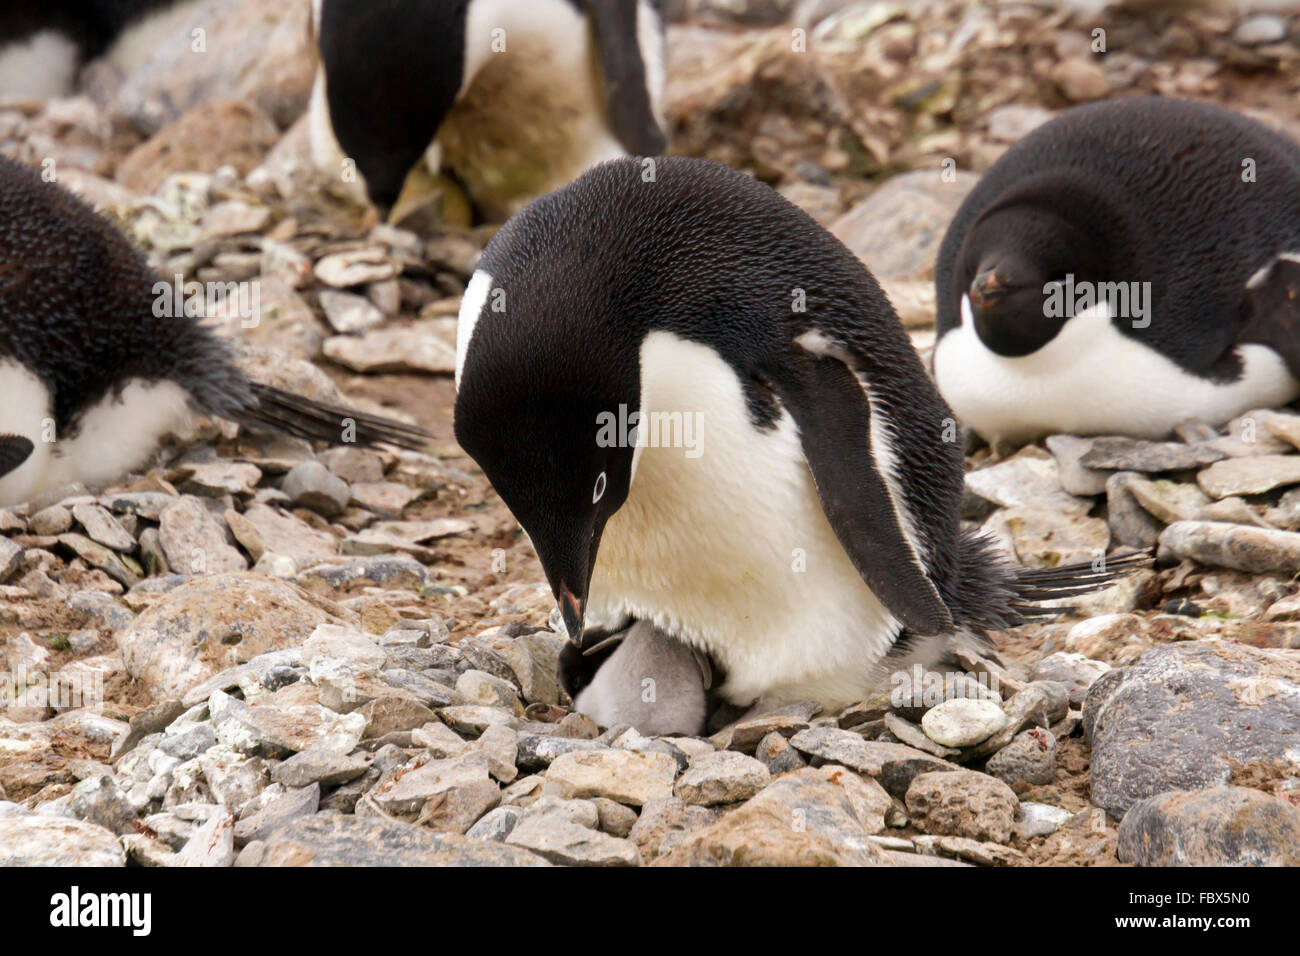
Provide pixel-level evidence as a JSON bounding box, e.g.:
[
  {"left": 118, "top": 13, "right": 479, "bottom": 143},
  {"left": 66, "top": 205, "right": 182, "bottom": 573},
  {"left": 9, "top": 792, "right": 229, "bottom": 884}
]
[
  {"left": 295, "top": 555, "right": 430, "bottom": 594},
  {"left": 1106, "top": 473, "right": 1161, "bottom": 550},
  {"left": 319, "top": 289, "right": 385, "bottom": 334},
  {"left": 1045, "top": 434, "right": 1111, "bottom": 496},
  {"left": 0, "top": 816, "right": 125, "bottom": 866},
  {"left": 257, "top": 814, "right": 549, "bottom": 866},
  {"left": 1158, "top": 520, "right": 1300, "bottom": 574},
  {"left": 965, "top": 450, "right": 1090, "bottom": 516},
  {"left": 546, "top": 749, "right": 678, "bottom": 806},
  {"left": 984, "top": 727, "right": 1056, "bottom": 793},
  {"left": 506, "top": 802, "right": 641, "bottom": 866},
  {"left": 371, "top": 751, "right": 499, "bottom": 833},
  {"left": 628, "top": 796, "right": 721, "bottom": 862},
  {"left": 233, "top": 784, "right": 320, "bottom": 846},
  {"left": 1085, "top": 641, "right": 1300, "bottom": 817},
  {"left": 1198, "top": 455, "right": 1300, "bottom": 499},
  {"left": 29, "top": 505, "right": 73, "bottom": 536},
  {"left": 159, "top": 722, "right": 218, "bottom": 760},
  {"left": 905, "top": 770, "right": 1018, "bottom": 843},
  {"left": 67, "top": 775, "right": 137, "bottom": 835},
  {"left": 465, "top": 805, "right": 523, "bottom": 842},
  {"left": 1030, "top": 652, "right": 1110, "bottom": 708},
  {"left": 674, "top": 751, "right": 770, "bottom": 806},
  {"left": 281, "top": 462, "right": 351, "bottom": 518},
  {"left": 272, "top": 749, "right": 369, "bottom": 788},
  {"left": 516, "top": 733, "right": 607, "bottom": 771},
  {"left": 158, "top": 497, "right": 248, "bottom": 574},
  {"left": 754, "top": 731, "right": 807, "bottom": 775},
  {"left": 56, "top": 533, "right": 140, "bottom": 587},
  {"left": 789, "top": 728, "right": 961, "bottom": 796},
  {"left": 1118, "top": 786, "right": 1300, "bottom": 866},
  {"left": 1079, "top": 437, "right": 1225, "bottom": 473}
]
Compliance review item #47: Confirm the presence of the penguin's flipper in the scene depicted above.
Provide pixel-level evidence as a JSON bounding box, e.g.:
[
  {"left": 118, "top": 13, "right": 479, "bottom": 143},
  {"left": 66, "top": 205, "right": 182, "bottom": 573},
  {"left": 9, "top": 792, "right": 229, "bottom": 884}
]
[
  {"left": 236, "top": 383, "right": 430, "bottom": 451},
  {"left": 0, "top": 435, "right": 34, "bottom": 479},
  {"left": 778, "top": 353, "right": 954, "bottom": 636},
  {"left": 1240, "top": 253, "right": 1300, "bottom": 380},
  {"left": 587, "top": 0, "right": 667, "bottom": 156}
]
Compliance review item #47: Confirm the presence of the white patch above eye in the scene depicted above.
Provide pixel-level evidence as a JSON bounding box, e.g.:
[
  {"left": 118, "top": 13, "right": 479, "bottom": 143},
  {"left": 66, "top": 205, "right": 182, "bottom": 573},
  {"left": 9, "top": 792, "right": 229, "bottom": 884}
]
[
  {"left": 456, "top": 269, "right": 495, "bottom": 389},
  {"left": 593, "top": 471, "right": 607, "bottom": 503},
  {"left": 933, "top": 294, "right": 1300, "bottom": 442}
]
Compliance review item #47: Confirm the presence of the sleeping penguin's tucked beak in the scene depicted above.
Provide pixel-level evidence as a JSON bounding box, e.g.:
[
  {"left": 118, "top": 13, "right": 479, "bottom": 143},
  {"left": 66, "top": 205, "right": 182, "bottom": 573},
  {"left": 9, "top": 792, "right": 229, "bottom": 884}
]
[{"left": 969, "top": 268, "right": 1008, "bottom": 310}]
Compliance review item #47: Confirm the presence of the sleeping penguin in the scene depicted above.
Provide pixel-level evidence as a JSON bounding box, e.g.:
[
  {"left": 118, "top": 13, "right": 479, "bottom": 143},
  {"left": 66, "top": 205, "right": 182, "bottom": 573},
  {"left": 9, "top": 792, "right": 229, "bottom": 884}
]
[
  {"left": 0, "top": 1, "right": 204, "bottom": 100},
  {"left": 454, "top": 156, "right": 1138, "bottom": 715},
  {"left": 933, "top": 96, "right": 1300, "bottom": 443},
  {"left": 0, "top": 155, "right": 427, "bottom": 507},
  {"left": 310, "top": 0, "right": 667, "bottom": 222}
]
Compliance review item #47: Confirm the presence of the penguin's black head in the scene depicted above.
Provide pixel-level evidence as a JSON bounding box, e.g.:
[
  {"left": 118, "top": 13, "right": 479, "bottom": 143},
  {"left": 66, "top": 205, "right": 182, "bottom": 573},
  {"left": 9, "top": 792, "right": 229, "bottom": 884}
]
[
  {"left": 958, "top": 199, "right": 1109, "bottom": 357},
  {"left": 453, "top": 227, "right": 644, "bottom": 644},
  {"left": 317, "top": 0, "right": 468, "bottom": 215}
]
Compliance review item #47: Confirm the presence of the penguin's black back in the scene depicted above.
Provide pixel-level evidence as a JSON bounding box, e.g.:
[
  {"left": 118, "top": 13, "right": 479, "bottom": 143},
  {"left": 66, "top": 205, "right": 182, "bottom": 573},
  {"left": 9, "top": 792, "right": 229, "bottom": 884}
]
[
  {"left": 0, "top": 156, "right": 248, "bottom": 432},
  {"left": 935, "top": 96, "right": 1300, "bottom": 376},
  {"left": 464, "top": 156, "right": 974, "bottom": 621}
]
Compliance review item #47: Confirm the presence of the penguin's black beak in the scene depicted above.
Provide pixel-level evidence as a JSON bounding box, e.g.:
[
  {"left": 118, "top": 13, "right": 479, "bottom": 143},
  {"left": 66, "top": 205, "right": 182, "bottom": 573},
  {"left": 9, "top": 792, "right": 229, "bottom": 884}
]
[
  {"left": 969, "top": 269, "right": 1008, "bottom": 310},
  {"left": 558, "top": 584, "right": 586, "bottom": 648}
]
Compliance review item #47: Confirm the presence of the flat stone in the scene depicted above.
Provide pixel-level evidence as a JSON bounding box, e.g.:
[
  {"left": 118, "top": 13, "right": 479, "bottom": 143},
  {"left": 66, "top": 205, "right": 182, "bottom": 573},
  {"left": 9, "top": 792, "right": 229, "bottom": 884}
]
[
  {"left": 233, "top": 784, "right": 320, "bottom": 846},
  {"left": 753, "top": 731, "right": 807, "bottom": 775},
  {"left": 965, "top": 449, "right": 1090, "bottom": 516},
  {"left": 547, "top": 749, "right": 678, "bottom": 806},
  {"left": 1198, "top": 455, "right": 1300, "bottom": 499},
  {"left": 318, "top": 289, "right": 385, "bottom": 334},
  {"left": 1045, "top": 434, "right": 1110, "bottom": 496},
  {"left": 506, "top": 804, "right": 641, "bottom": 866},
  {"left": 323, "top": 323, "right": 457, "bottom": 375},
  {"left": 71, "top": 503, "right": 135, "bottom": 551},
  {"left": 1158, "top": 520, "right": 1300, "bottom": 574},
  {"left": 158, "top": 497, "right": 248, "bottom": 574},
  {"left": 257, "top": 814, "right": 549, "bottom": 865},
  {"left": 1030, "top": 652, "right": 1110, "bottom": 708},
  {"left": 56, "top": 533, "right": 140, "bottom": 587},
  {"left": 272, "top": 749, "right": 369, "bottom": 788},
  {"left": 1078, "top": 437, "right": 1225, "bottom": 473},
  {"left": 674, "top": 751, "right": 770, "bottom": 806},
  {"left": 314, "top": 249, "right": 398, "bottom": 287},
  {"left": 282, "top": 462, "right": 350, "bottom": 518},
  {"left": 1122, "top": 475, "right": 1211, "bottom": 524}
]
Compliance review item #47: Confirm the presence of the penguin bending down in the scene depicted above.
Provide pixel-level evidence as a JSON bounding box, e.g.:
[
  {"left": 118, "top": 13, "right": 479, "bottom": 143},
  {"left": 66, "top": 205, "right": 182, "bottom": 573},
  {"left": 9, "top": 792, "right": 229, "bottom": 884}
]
[
  {"left": 0, "top": 155, "right": 428, "bottom": 508},
  {"left": 310, "top": 0, "right": 667, "bottom": 222},
  {"left": 933, "top": 96, "right": 1300, "bottom": 444},
  {"left": 454, "top": 156, "right": 1140, "bottom": 715},
  {"left": 0, "top": 1, "right": 205, "bottom": 100}
]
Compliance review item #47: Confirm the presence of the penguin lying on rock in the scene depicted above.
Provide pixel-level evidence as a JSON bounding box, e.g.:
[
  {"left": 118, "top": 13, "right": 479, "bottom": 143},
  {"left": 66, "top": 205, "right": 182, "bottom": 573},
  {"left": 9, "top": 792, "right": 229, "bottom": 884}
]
[
  {"left": 0, "top": 0, "right": 205, "bottom": 100},
  {"left": 310, "top": 0, "right": 667, "bottom": 222},
  {"left": 0, "top": 155, "right": 428, "bottom": 508},
  {"left": 454, "top": 156, "right": 1142, "bottom": 725},
  {"left": 933, "top": 96, "right": 1300, "bottom": 444}
]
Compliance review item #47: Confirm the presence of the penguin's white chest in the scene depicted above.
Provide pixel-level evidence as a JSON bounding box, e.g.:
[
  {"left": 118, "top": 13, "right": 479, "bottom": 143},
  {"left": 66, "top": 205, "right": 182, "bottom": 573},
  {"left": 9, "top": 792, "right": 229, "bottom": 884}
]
[
  {"left": 587, "top": 332, "right": 901, "bottom": 710},
  {"left": 933, "top": 297, "right": 1300, "bottom": 442},
  {"left": 0, "top": 359, "right": 192, "bottom": 507}
]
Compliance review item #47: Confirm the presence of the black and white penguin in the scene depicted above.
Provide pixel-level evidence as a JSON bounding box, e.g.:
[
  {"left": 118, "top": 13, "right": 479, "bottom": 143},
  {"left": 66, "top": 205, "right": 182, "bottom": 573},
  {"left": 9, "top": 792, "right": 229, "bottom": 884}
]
[
  {"left": 310, "top": 0, "right": 667, "bottom": 221},
  {"left": 0, "top": 155, "right": 427, "bottom": 507},
  {"left": 0, "top": 1, "right": 204, "bottom": 100},
  {"left": 454, "top": 156, "right": 1135, "bottom": 713},
  {"left": 933, "top": 96, "right": 1300, "bottom": 443}
]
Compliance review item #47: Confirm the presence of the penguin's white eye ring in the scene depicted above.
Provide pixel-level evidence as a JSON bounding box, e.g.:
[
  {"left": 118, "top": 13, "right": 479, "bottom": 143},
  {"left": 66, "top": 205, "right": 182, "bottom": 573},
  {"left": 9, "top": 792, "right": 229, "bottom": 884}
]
[{"left": 593, "top": 472, "right": 607, "bottom": 504}]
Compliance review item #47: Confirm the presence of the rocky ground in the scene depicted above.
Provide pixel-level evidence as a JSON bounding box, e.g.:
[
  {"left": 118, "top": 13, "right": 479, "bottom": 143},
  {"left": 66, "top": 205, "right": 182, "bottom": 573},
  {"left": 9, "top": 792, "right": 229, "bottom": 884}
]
[{"left": 1, "top": 0, "right": 1299, "bottom": 867}]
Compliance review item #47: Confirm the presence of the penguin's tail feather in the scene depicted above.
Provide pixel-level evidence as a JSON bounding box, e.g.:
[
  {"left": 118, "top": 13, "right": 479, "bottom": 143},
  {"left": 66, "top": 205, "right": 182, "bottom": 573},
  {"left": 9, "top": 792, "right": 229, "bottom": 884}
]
[
  {"left": 234, "top": 382, "right": 430, "bottom": 451},
  {"left": 952, "top": 531, "right": 1151, "bottom": 630},
  {"left": 1007, "top": 549, "right": 1152, "bottom": 620}
]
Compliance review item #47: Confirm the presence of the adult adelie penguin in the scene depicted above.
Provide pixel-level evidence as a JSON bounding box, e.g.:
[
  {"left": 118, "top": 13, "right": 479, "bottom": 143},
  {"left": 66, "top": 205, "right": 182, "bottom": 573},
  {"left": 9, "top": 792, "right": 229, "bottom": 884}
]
[
  {"left": 454, "top": 156, "right": 1136, "bottom": 716},
  {"left": 310, "top": 0, "right": 667, "bottom": 221},
  {"left": 0, "top": 155, "right": 427, "bottom": 507},
  {"left": 933, "top": 96, "right": 1300, "bottom": 443}
]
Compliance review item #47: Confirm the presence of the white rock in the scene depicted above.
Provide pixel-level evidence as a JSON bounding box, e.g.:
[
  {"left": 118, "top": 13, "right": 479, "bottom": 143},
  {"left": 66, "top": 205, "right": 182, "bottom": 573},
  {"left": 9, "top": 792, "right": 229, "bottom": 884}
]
[{"left": 920, "top": 698, "right": 1008, "bottom": 748}]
